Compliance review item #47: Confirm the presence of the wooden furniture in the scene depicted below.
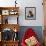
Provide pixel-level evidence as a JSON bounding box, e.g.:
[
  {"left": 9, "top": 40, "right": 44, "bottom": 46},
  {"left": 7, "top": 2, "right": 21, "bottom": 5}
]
[
  {"left": 0, "top": 7, "right": 19, "bottom": 46},
  {"left": 0, "top": 7, "right": 19, "bottom": 24},
  {"left": 2, "top": 40, "right": 19, "bottom": 46},
  {"left": 0, "top": 41, "right": 2, "bottom": 46}
]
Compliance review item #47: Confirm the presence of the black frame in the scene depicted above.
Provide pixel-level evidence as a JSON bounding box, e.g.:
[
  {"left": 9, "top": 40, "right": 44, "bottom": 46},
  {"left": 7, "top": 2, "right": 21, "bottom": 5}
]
[{"left": 25, "top": 7, "right": 36, "bottom": 20}]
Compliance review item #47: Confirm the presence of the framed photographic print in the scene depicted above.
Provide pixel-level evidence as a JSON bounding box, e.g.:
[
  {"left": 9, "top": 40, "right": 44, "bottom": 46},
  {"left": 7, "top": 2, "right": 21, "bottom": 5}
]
[
  {"left": 2, "top": 10, "right": 9, "bottom": 15},
  {"left": 25, "top": 7, "right": 36, "bottom": 20}
]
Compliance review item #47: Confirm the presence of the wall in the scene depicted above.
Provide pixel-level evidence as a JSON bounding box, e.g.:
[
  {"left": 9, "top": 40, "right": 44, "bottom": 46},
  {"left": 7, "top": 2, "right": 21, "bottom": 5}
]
[
  {"left": 18, "top": 26, "right": 43, "bottom": 44},
  {"left": 0, "top": 0, "right": 44, "bottom": 26},
  {"left": 18, "top": 0, "right": 44, "bottom": 26}
]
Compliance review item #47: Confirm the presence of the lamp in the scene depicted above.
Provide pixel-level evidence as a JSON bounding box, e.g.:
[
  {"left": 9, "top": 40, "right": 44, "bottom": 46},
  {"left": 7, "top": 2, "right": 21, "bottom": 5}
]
[
  {"left": 15, "top": 0, "right": 17, "bottom": 7},
  {"left": 13, "top": 28, "right": 18, "bottom": 41}
]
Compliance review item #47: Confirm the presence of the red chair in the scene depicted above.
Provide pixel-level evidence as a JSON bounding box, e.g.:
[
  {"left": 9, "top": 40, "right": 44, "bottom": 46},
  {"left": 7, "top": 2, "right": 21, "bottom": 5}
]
[{"left": 21, "top": 28, "right": 41, "bottom": 46}]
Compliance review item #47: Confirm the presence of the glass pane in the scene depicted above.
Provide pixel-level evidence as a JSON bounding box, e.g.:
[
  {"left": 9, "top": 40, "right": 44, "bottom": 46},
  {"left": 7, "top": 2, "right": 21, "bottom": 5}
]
[
  {"left": 2, "top": 15, "right": 18, "bottom": 24},
  {"left": 1, "top": 28, "right": 18, "bottom": 41},
  {"left": 0, "top": 32, "right": 1, "bottom": 41},
  {"left": 0, "top": 15, "right": 1, "bottom": 24}
]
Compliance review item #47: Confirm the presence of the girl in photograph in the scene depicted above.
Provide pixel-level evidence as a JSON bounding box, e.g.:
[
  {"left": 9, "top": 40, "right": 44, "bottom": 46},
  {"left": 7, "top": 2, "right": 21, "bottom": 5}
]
[{"left": 27, "top": 11, "right": 33, "bottom": 18}]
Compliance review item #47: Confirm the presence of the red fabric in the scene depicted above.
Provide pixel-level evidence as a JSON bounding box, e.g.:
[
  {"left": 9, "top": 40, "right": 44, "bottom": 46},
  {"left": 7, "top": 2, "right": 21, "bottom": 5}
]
[{"left": 21, "top": 28, "right": 41, "bottom": 46}]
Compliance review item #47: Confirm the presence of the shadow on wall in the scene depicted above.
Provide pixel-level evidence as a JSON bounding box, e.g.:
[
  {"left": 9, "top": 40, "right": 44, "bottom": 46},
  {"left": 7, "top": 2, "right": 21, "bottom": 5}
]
[{"left": 18, "top": 26, "right": 44, "bottom": 44}]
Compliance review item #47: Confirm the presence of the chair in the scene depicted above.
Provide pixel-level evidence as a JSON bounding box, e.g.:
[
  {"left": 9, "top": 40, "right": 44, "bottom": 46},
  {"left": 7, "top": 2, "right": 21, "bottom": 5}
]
[{"left": 21, "top": 28, "right": 41, "bottom": 46}]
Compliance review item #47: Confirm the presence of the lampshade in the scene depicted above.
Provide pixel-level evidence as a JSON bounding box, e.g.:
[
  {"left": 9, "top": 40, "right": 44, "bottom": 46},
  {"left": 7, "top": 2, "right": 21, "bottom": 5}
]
[{"left": 13, "top": 28, "right": 17, "bottom": 32}]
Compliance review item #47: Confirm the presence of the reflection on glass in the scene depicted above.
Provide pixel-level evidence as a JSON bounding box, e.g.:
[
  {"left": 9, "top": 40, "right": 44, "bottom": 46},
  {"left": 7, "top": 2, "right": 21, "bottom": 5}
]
[
  {"left": 1, "top": 28, "right": 18, "bottom": 41},
  {"left": 0, "top": 15, "right": 1, "bottom": 24},
  {"left": 0, "top": 32, "right": 1, "bottom": 41}
]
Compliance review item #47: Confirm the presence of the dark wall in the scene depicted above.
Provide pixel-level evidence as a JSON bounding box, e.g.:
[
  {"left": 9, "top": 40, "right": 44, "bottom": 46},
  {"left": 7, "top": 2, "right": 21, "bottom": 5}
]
[{"left": 18, "top": 26, "right": 44, "bottom": 44}]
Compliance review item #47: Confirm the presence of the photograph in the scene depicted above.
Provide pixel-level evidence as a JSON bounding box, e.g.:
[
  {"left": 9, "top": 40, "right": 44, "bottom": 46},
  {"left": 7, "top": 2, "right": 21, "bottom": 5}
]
[{"left": 25, "top": 7, "right": 36, "bottom": 20}]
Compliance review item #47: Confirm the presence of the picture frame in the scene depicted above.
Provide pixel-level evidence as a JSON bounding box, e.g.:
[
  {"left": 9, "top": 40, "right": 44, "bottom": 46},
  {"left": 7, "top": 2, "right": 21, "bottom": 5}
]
[
  {"left": 9, "top": 10, "right": 18, "bottom": 15},
  {"left": 2, "top": 10, "right": 9, "bottom": 15},
  {"left": 25, "top": 7, "right": 36, "bottom": 20}
]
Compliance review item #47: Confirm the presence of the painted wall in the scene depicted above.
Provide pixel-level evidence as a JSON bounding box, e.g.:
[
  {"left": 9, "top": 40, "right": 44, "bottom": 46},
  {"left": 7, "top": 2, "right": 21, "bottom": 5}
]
[
  {"left": 18, "top": 26, "right": 44, "bottom": 44},
  {"left": 0, "top": 0, "right": 44, "bottom": 26}
]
